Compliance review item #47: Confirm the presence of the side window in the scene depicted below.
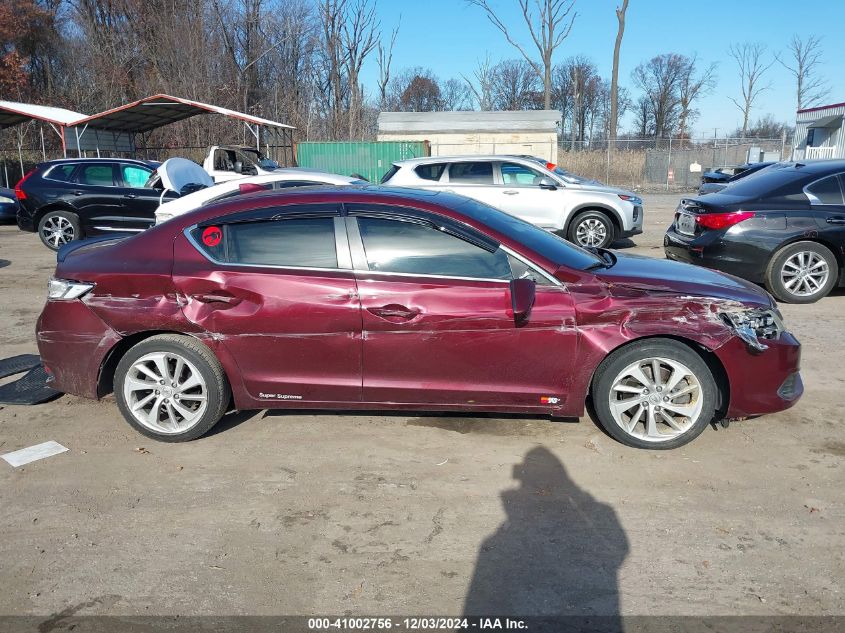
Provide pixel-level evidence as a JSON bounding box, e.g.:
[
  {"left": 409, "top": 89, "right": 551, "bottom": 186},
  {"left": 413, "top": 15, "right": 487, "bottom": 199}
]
[
  {"left": 121, "top": 165, "right": 152, "bottom": 188},
  {"left": 356, "top": 216, "right": 511, "bottom": 279},
  {"left": 414, "top": 163, "right": 447, "bottom": 181},
  {"left": 46, "top": 164, "right": 76, "bottom": 182},
  {"left": 76, "top": 164, "right": 115, "bottom": 186},
  {"left": 500, "top": 162, "right": 543, "bottom": 186},
  {"left": 448, "top": 162, "right": 494, "bottom": 185},
  {"left": 192, "top": 218, "right": 338, "bottom": 269},
  {"left": 806, "top": 175, "right": 845, "bottom": 205}
]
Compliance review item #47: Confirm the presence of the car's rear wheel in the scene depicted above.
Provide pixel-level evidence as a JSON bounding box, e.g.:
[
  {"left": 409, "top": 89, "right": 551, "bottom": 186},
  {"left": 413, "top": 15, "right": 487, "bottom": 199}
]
[
  {"left": 38, "top": 210, "right": 81, "bottom": 250},
  {"left": 765, "top": 241, "right": 837, "bottom": 304},
  {"left": 567, "top": 210, "right": 616, "bottom": 248},
  {"left": 591, "top": 339, "right": 717, "bottom": 449},
  {"left": 114, "top": 334, "right": 230, "bottom": 442}
]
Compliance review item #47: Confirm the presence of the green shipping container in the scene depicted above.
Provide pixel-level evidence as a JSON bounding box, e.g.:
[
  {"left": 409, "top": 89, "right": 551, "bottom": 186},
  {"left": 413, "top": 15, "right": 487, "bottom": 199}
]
[{"left": 295, "top": 141, "right": 430, "bottom": 184}]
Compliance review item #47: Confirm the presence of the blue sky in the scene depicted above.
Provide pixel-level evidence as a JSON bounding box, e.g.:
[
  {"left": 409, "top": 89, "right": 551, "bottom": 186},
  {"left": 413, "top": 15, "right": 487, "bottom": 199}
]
[{"left": 358, "top": 0, "right": 845, "bottom": 137}]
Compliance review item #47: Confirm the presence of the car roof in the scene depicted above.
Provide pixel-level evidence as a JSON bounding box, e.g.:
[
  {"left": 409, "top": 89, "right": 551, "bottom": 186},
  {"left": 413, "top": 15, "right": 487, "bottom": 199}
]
[
  {"left": 39, "top": 157, "right": 156, "bottom": 167},
  {"left": 392, "top": 154, "right": 541, "bottom": 166},
  {"left": 788, "top": 159, "right": 845, "bottom": 174}
]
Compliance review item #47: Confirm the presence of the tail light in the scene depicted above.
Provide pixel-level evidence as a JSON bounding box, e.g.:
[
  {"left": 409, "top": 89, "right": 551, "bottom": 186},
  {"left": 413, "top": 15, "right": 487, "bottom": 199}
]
[
  {"left": 696, "top": 211, "right": 755, "bottom": 230},
  {"left": 14, "top": 168, "right": 36, "bottom": 201}
]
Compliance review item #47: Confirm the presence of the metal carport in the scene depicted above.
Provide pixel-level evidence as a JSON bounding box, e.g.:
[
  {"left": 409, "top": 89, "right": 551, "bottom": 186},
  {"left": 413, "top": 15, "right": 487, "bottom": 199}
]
[{"left": 0, "top": 100, "right": 88, "bottom": 159}]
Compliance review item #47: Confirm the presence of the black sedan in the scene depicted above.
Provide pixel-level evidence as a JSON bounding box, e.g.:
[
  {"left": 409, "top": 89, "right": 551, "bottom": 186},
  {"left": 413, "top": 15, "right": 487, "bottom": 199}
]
[{"left": 665, "top": 160, "right": 845, "bottom": 304}]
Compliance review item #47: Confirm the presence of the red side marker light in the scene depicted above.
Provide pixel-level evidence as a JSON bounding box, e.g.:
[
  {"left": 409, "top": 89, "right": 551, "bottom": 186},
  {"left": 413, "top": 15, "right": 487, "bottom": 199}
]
[
  {"left": 202, "top": 226, "right": 223, "bottom": 247},
  {"left": 696, "top": 211, "right": 755, "bottom": 230},
  {"left": 546, "top": 162, "right": 557, "bottom": 171}
]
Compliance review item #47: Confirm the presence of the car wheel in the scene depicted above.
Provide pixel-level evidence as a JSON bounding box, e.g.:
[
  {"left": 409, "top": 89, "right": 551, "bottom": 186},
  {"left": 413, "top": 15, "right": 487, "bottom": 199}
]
[
  {"left": 591, "top": 339, "right": 717, "bottom": 450},
  {"left": 567, "top": 210, "right": 616, "bottom": 248},
  {"left": 114, "top": 334, "right": 230, "bottom": 442},
  {"left": 38, "top": 211, "right": 81, "bottom": 250},
  {"left": 765, "top": 241, "right": 837, "bottom": 304}
]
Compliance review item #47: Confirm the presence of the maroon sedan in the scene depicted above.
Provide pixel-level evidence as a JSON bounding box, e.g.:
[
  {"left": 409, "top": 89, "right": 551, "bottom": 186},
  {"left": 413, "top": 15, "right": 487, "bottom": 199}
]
[{"left": 36, "top": 187, "right": 802, "bottom": 449}]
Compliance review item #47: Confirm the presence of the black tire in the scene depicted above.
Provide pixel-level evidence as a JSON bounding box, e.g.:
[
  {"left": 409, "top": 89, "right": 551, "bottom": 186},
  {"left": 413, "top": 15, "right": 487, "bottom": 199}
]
[
  {"left": 567, "top": 210, "right": 616, "bottom": 248},
  {"left": 765, "top": 241, "right": 838, "bottom": 304},
  {"left": 591, "top": 339, "right": 718, "bottom": 450},
  {"left": 38, "top": 210, "right": 82, "bottom": 251},
  {"left": 114, "top": 334, "right": 230, "bottom": 442}
]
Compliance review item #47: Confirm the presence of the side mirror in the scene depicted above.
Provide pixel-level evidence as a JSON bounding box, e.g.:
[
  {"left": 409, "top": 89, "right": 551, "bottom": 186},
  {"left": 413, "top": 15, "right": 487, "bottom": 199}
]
[
  {"left": 234, "top": 161, "right": 243, "bottom": 174},
  {"left": 509, "top": 278, "right": 536, "bottom": 325},
  {"left": 538, "top": 177, "right": 557, "bottom": 190}
]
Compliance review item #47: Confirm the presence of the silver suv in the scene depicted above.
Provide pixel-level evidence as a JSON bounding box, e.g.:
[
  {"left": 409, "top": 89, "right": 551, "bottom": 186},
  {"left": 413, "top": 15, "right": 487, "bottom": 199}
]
[{"left": 381, "top": 155, "right": 643, "bottom": 248}]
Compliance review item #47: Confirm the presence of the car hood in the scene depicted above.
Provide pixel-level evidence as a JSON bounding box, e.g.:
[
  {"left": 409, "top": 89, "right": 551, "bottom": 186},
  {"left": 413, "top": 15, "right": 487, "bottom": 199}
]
[
  {"left": 572, "top": 182, "right": 638, "bottom": 198},
  {"left": 593, "top": 251, "right": 773, "bottom": 307},
  {"left": 158, "top": 158, "right": 214, "bottom": 193}
]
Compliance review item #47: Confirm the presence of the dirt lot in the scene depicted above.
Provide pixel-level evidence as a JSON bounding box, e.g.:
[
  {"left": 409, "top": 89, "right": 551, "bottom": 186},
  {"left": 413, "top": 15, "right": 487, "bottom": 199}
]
[{"left": 0, "top": 194, "right": 843, "bottom": 621}]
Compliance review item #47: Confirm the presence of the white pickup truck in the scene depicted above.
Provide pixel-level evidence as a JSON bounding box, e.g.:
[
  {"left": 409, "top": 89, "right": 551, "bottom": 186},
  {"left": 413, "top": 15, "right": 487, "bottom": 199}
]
[{"left": 202, "top": 145, "right": 282, "bottom": 183}]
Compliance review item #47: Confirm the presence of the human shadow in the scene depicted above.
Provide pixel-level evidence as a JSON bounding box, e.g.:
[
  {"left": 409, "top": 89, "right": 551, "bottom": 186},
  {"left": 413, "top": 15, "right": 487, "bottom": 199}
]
[{"left": 463, "top": 446, "right": 628, "bottom": 630}]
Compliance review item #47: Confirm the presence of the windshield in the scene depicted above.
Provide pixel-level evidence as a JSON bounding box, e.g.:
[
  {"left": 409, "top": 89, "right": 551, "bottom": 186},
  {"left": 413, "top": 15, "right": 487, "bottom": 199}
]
[
  {"left": 454, "top": 197, "right": 604, "bottom": 271},
  {"left": 258, "top": 158, "right": 279, "bottom": 170}
]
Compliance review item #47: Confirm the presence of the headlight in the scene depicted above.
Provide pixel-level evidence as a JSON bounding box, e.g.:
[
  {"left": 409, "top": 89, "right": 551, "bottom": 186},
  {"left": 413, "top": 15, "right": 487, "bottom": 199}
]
[
  {"left": 48, "top": 278, "right": 95, "bottom": 300},
  {"left": 618, "top": 194, "right": 642, "bottom": 205},
  {"left": 0, "top": 195, "right": 14, "bottom": 204},
  {"left": 720, "top": 308, "right": 784, "bottom": 351}
]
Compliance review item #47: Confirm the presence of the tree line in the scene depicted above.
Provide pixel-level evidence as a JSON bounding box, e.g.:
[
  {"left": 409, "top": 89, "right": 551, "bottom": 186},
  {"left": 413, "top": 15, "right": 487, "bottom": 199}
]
[{"left": 0, "top": 0, "right": 832, "bottom": 150}]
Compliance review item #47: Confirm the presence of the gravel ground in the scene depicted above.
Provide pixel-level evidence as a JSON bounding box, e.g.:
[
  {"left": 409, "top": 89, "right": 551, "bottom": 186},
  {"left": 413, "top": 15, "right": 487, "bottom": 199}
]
[{"left": 0, "top": 194, "right": 842, "bottom": 620}]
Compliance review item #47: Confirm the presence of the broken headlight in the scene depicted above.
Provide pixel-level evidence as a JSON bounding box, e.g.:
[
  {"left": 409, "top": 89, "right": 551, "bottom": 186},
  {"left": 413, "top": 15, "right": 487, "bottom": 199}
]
[{"left": 720, "top": 308, "right": 784, "bottom": 351}]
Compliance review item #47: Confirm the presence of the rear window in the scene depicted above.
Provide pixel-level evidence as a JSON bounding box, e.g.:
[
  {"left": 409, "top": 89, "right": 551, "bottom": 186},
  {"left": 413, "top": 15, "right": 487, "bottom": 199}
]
[
  {"left": 449, "top": 162, "right": 494, "bottom": 185},
  {"left": 192, "top": 217, "right": 338, "bottom": 269},
  {"left": 414, "top": 163, "right": 446, "bottom": 181},
  {"left": 716, "top": 165, "right": 807, "bottom": 197},
  {"left": 380, "top": 165, "right": 399, "bottom": 184}
]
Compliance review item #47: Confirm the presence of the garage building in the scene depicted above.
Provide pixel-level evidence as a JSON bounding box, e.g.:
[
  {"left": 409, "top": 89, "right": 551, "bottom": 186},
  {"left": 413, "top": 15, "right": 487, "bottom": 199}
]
[{"left": 377, "top": 110, "right": 561, "bottom": 162}]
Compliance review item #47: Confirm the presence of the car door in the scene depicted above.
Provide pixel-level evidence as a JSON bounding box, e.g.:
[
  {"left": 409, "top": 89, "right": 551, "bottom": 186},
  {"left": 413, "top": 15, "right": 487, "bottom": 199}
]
[
  {"left": 806, "top": 172, "right": 845, "bottom": 247},
  {"left": 171, "top": 204, "right": 363, "bottom": 405},
  {"left": 68, "top": 162, "right": 125, "bottom": 232},
  {"left": 443, "top": 161, "right": 499, "bottom": 207},
  {"left": 496, "top": 161, "right": 567, "bottom": 228},
  {"left": 116, "top": 162, "right": 159, "bottom": 230},
  {"left": 346, "top": 205, "right": 578, "bottom": 409}
]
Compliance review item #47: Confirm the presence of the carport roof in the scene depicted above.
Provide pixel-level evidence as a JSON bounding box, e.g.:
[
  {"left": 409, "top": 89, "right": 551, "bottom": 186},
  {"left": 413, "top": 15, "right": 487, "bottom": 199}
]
[
  {"left": 73, "top": 93, "right": 295, "bottom": 133},
  {"left": 0, "top": 100, "right": 88, "bottom": 129}
]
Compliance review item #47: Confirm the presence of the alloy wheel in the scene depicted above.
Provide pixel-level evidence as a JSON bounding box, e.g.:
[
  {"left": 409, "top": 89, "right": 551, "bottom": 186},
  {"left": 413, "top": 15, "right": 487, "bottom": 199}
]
[
  {"left": 780, "top": 251, "right": 829, "bottom": 297},
  {"left": 575, "top": 218, "right": 607, "bottom": 247},
  {"left": 122, "top": 352, "right": 208, "bottom": 434},
  {"left": 41, "top": 216, "right": 75, "bottom": 248},
  {"left": 607, "top": 357, "right": 703, "bottom": 443}
]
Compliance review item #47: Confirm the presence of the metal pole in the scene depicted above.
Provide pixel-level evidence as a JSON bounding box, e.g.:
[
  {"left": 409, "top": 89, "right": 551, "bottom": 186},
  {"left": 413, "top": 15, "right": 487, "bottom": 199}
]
[
  {"left": 666, "top": 135, "right": 672, "bottom": 191},
  {"left": 40, "top": 127, "right": 46, "bottom": 161}
]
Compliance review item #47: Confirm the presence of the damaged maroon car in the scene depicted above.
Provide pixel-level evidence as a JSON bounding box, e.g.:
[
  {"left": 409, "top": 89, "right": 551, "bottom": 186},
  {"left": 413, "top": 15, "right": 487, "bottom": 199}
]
[{"left": 36, "top": 187, "right": 802, "bottom": 449}]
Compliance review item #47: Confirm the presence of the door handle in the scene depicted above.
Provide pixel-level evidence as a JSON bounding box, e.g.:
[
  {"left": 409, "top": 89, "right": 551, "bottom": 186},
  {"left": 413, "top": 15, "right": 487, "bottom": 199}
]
[
  {"left": 191, "top": 293, "right": 241, "bottom": 306},
  {"left": 826, "top": 217, "right": 845, "bottom": 225},
  {"left": 368, "top": 304, "right": 419, "bottom": 321},
  {"left": 124, "top": 193, "right": 137, "bottom": 199},
  {"left": 72, "top": 191, "right": 83, "bottom": 196},
  {"left": 503, "top": 190, "right": 519, "bottom": 195}
]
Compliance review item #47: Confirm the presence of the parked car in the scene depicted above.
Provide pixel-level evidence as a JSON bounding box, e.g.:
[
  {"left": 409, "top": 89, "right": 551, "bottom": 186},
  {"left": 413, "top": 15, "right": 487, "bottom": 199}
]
[
  {"left": 37, "top": 187, "right": 801, "bottom": 449},
  {"left": 155, "top": 169, "right": 366, "bottom": 224},
  {"left": 700, "top": 165, "right": 747, "bottom": 185},
  {"left": 665, "top": 160, "right": 845, "bottom": 303},
  {"left": 381, "top": 155, "right": 643, "bottom": 249},
  {"left": 202, "top": 145, "right": 280, "bottom": 183},
  {"left": 0, "top": 187, "right": 18, "bottom": 223},
  {"left": 15, "top": 157, "right": 211, "bottom": 250},
  {"left": 698, "top": 161, "right": 775, "bottom": 195}
]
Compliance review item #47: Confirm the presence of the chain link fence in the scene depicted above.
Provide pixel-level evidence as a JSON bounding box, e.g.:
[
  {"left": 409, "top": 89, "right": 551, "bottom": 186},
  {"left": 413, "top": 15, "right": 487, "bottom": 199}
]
[{"left": 557, "top": 136, "right": 791, "bottom": 191}]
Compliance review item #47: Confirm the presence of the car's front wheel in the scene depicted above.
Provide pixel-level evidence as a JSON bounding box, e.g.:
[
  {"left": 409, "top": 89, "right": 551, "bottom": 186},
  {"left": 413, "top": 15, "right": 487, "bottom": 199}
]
[
  {"left": 591, "top": 339, "right": 718, "bottom": 449},
  {"left": 114, "top": 334, "right": 230, "bottom": 442},
  {"left": 765, "top": 241, "right": 837, "bottom": 304},
  {"left": 567, "top": 210, "right": 616, "bottom": 248},
  {"left": 38, "top": 210, "right": 81, "bottom": 250}
]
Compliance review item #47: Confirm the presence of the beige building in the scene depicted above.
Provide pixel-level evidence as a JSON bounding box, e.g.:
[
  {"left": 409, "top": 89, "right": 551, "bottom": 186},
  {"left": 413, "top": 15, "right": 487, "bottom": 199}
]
[{"left": 377, "top": 110, "right": 561, "bottom": 163}]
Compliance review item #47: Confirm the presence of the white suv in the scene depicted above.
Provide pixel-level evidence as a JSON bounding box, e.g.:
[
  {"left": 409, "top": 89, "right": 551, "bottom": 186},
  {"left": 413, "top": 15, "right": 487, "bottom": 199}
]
[{"left": 381, "top": 155, "right": 643, "bottom": 248}]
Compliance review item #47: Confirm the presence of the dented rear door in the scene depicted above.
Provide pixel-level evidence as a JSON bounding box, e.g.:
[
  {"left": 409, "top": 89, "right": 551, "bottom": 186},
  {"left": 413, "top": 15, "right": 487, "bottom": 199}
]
[{"left": 171, "top": 205, "right": 363, "bottom": 405}]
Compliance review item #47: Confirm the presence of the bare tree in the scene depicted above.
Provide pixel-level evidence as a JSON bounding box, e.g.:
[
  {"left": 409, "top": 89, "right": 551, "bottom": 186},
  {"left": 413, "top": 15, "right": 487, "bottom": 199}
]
[
  {"left": 631, "top": 53, "right": 686, "bottom": 138},
  {"left": 777, "top": 35, "right": 829, "bottom": 111},
  {"left": 441, "top": 77, "right": 473, "bottom": 111},
  {"left": 728, "top": 42, "right": 775, "bottom": 137},
  {"left": 376, "top": 18, "right": 400, "bottom": 108},
  {"left": 341, "top": 0, "right": 379, "bottom": 138},
  {"left": 491, "top": 59, "right": 540, "bottom": 110},
  {"left": 608, "top": 0, "right": 628, "bottom": 146},
  {"left": 400, "top": 74, "right": 442, "bottom": 112},
  {"left": 676, "top": 54, "right": 716, "bottom": 139},
  {"left": 462, "top": 54, "right": 495, "bottom": 110},
  {"left": 466, "top": 0, "right": 577, "bottom": 109}
]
